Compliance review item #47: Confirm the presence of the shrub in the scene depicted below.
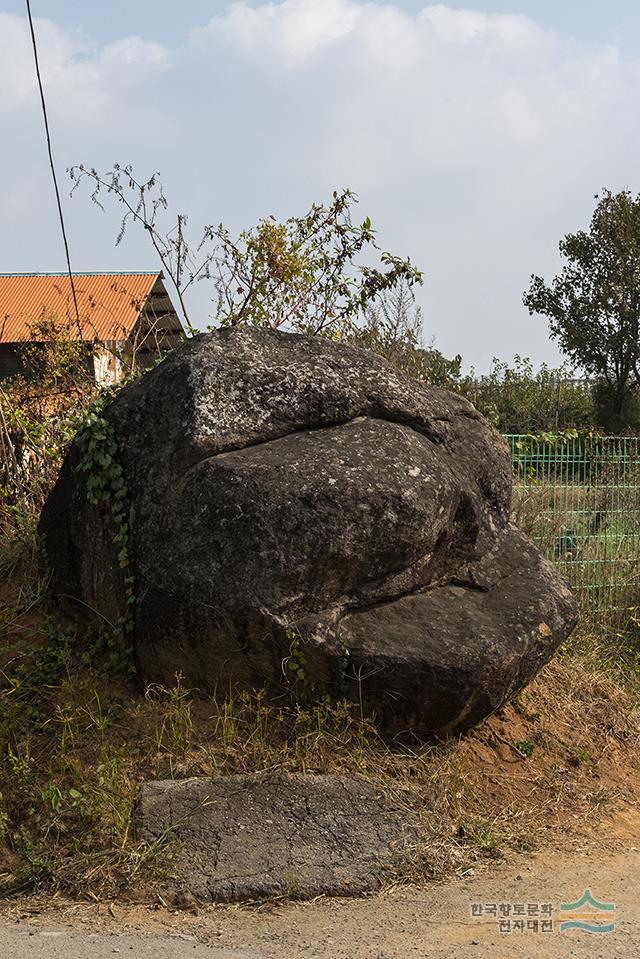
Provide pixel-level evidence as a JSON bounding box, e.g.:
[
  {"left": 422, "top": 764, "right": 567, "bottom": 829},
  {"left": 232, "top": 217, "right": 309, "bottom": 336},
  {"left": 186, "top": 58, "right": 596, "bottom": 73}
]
[{"left": 459, "top": 356, "right": 595, "bottom": 433}]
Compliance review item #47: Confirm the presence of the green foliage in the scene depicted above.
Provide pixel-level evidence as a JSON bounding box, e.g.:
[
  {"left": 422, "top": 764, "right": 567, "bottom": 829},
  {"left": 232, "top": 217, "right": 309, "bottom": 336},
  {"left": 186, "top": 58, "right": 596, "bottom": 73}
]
[
  {"left": 336, "top": 640, "right": 351, "bottom": 700},
  {"left": 524, "top": 189, "right": 640, "bottom": 431},
  {"left": 70, "top": 166, "right": 422, "bottom": 337},
  {"left": 17, "top": 313, "right": 92, "bottom": 385},
  {"left": 75, "top": 393, "right": 135, "bottom": 667},
  {"left": 0, "top": 796, "right": 9, "bottom": 844},
  {"left": 0, "top": 621, "right": 74, "bottom": 730},
  {"left": 514, "top": 739, "right": 536, "bottom": 758},
  {"left": 284, "top": 631, "right": 352, "bottom": 705},
  {"left": 285, "top": 630, "right": 308, "bottom": 684},
  {"left": 76, "top": 403, "right": 125, "bottom": 515},
  {"left": 1, "top": 315, "right": 96, "bottom": 516},
  {"left": 460, "top": 355, "right": 594, "bottom": 433},
  {"left": 572, "top": 748, "right": 590, "bottom": 766},
  {"left": 418, "top": 348, "right": 463, "bottom": 388},
  {"left": 0, "top": 651, "right": 136, "bottom": 894},
  {"left": 212, "top": 192, "right": 422, "bottom": 335}
]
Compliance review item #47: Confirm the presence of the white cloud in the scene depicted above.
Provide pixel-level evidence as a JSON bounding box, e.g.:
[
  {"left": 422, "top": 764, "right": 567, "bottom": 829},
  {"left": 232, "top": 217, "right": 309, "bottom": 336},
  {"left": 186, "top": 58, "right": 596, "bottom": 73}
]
[
  {"left": 418, "top": 4, "right": 540, "bottom": 46},
  {"left": 199, "top": 0, "right": 363, "bottom": 63},
  {"left": 0, "top": 13, "right": 86, "bottom": 100},
  {"left": 98, "top": 36, "right": 170, "bottom": 72},
  {"left": 2, "top": 2, "right": 639, "bottom": 368}
]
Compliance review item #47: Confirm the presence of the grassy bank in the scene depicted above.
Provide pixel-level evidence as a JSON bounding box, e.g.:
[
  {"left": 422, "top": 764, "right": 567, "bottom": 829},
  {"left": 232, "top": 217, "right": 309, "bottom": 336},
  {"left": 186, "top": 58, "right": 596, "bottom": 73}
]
[{"left": 2, "top": 522, "right": 640, "bottom": 901}]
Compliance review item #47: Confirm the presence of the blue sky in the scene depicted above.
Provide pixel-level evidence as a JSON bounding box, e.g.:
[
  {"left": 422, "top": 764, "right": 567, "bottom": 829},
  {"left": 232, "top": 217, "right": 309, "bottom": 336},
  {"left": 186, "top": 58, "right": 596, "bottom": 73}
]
[
  {"left": 2, "top": 1, "right": 640, "bottom": 369},
  {"left": 2, "top": 1, "right": 637, "bottom": 48}
]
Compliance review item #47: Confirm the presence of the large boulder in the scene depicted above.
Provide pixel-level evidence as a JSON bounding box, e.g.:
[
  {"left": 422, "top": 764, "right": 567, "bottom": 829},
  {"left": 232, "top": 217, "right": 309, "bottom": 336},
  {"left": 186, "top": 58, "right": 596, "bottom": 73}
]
[{"left": 40, "top": 328, "right": 577, "bottom": 736}]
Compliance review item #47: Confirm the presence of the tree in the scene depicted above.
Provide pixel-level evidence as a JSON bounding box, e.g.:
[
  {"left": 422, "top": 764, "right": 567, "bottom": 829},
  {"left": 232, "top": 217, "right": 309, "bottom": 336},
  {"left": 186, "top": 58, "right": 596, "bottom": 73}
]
[
  {"left": 524, "top": 189, "right": 640, "bottom": 430},
  {"left": 348, "top": 280, "right": 461, "bottom": 386},
  {"left": 69, "top": 165, "right": 422, "bottom": 337}
]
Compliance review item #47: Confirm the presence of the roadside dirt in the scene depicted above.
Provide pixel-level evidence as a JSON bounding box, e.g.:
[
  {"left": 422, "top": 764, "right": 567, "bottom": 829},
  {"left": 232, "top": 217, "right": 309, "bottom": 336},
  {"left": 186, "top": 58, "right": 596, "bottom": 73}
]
[{"left": 1, "top": 831, "right": 638, "bottom": 958}]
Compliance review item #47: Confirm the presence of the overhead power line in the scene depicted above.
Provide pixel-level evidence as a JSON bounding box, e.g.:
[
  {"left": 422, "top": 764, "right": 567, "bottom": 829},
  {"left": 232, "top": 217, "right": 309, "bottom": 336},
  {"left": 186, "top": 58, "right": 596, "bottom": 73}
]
[{"left": 25, "top": 0, "right": 80, "bottom": 330}]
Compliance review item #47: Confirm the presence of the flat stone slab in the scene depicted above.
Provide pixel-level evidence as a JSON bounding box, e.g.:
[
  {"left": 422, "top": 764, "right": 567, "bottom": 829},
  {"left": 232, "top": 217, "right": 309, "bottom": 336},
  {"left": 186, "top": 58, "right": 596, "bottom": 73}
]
[{"left": 135, "top": 774, "right": 420, "bottom": 902}]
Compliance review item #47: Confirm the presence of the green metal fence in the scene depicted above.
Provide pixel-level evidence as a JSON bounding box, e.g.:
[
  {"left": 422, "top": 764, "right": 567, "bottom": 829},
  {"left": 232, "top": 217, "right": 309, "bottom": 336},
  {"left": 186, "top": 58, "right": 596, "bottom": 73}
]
[{"left": 505, "top": 435, "right": 640, "bottom": 630}]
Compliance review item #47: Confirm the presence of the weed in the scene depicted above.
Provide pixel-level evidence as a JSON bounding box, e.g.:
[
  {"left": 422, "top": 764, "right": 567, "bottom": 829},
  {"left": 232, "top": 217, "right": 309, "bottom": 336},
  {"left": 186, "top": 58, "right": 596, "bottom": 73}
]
[
  {"left": 284, "top": 630, "right": 307, "bottom": 685},
  {"left": 147, "top": 675, "right": 194, "bottom": 759},
  {"left": 468, "top": 818, "right": 501, "bottom": 857}
]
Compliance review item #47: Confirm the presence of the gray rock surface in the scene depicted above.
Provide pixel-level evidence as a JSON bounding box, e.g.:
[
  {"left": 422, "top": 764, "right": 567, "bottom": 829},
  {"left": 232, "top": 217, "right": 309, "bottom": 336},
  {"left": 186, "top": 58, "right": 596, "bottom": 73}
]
[
  {"left": 40, "top": 327, "right": 578, "bottom": 735},
  {"left": 134, "top": 774, "right": 419, "bottom": 902}
]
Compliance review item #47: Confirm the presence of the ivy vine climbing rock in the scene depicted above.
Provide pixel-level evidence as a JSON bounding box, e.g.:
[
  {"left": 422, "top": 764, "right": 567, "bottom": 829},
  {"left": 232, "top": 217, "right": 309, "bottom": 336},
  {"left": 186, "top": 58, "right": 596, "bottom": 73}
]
[
  {"left": 74, "top": 396, "right": 135, "bottom": 654},
  {"left": 39, "top": 328, "right": 578, "bottom": 737}
]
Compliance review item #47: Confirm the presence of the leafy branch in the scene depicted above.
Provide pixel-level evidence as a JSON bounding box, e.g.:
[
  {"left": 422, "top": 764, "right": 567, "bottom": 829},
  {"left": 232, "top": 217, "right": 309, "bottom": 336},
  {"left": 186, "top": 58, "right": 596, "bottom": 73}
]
[{"left": 69, "top": 165, "right": 422, "bottom": 336}]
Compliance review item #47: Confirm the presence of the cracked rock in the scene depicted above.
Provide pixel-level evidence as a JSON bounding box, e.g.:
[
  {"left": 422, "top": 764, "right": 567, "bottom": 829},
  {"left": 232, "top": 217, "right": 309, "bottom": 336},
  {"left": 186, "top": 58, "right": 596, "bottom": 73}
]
[
  {"left": 39, "top": 327, "right": 578, "bottom": 735},
  {"left": 134, "top": 774, "right": 420, "bottom": 902}
]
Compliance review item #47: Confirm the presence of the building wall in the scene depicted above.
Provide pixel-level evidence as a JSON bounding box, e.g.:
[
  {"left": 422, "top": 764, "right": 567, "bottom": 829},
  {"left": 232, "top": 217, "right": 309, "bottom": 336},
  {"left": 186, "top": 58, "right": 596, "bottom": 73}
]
[
  {"left": 0, "top": 276, "right": 183, "bottom": 384},
  {"left": 92, "top": 344, "right": 123, "bottom": 386},
  {"left": 0, "top": 344, "right": 24, "bottom": 380},
  {"left": 128, "top": 277, "right": 184, "bottom": 364}
]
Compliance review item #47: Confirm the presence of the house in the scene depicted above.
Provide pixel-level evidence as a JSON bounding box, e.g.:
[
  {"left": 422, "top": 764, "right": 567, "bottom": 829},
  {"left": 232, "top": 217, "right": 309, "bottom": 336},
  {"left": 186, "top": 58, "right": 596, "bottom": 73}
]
[{"left": 0, "top": 272, "right": 184, "bottom": 384}]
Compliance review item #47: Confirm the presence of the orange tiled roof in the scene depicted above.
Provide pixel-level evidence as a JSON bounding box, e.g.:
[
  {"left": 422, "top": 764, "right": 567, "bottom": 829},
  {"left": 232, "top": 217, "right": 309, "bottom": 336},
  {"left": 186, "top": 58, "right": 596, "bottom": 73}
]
[{"left": 0, "top": 272, "right": 160, "bottom": 343}]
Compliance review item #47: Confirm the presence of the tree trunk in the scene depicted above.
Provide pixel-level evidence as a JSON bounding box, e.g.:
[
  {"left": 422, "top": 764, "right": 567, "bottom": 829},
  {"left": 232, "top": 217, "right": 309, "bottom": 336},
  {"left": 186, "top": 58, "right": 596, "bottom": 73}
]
[{"left": 612, "top": 379, "right": 629, "bottom": 431}]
